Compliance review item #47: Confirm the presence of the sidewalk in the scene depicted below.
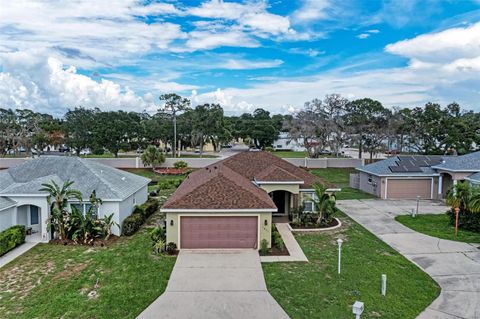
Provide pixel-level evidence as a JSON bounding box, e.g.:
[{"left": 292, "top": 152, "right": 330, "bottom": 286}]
[{"left": 0, "top": 242, "right": 38, "bottom": 268}]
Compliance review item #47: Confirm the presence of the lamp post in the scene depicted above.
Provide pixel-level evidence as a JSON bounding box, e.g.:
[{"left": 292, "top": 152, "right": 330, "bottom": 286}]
[
  {"left": 454, "top": 207, "right": 460, "bottom": 238},
  {"left": 337, "top": 238, "right": 343, "bottom": 274},
  {"left": 416, "top": 195, "right": 420, "bottom": 216},
  {"left": 352, "top": 301, "right": 364, "bottom": 319}
]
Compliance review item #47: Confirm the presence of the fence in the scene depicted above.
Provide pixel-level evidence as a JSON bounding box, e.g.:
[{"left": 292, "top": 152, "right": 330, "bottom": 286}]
[{"left": 0, "top": 156, "right": 365, "bottom": 170}]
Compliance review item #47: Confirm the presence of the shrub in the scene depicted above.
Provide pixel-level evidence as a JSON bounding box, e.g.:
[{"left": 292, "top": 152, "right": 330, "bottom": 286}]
[
  {"left": 259, "top": 239, "right": 269, "bottom": 256},
  {"left": 265, "top": 146, "right": 274, "bottom": 152},
  {"left": 271, "top": 225, "right": 285, "bottom": 250},
  {"left": 174, "top": 161, "right": 188, "bottom": 169},
  {"left": 447, "top": 209, "right": 480, "bottom": 232},
  {"left": 165, "top": 242, "right": 177, "bottom": 255},
  {"left": 92, "top": 148, "right": 105, "bottom": 155},
  {"left": 143, "top": 199, "right": 159, "bottom": 217},
  {"left": 149, "top": 227, "right": 166, "bottom": 243},
  {"left": 153, "top": 239, "right": 166, "bottom": 255},
  {"left": 0, "top": 225, "right": 26, "bottom": 256},
  {"left": 122, "top": 213, "right": 144, "bottom": 236}
]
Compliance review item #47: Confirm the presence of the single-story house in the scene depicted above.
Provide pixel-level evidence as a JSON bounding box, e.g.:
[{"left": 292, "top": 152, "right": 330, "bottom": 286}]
[
  {"left": 354, "top": 151, "right": 480, "bottom": 199},
  {"left": 161, "top": 151, "right": 322, "bottom": 250},
  {"left": 0, "top": 156, "right": 150, "bottom": 241}
]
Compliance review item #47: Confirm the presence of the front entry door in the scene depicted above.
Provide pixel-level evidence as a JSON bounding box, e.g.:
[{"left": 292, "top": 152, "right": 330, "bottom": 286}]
[{"left": 30, "top": 206, "right": 40, "bottom": 233}]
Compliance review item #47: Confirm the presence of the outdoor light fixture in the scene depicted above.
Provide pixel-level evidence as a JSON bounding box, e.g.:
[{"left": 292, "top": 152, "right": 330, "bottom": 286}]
[
  {"left": 337, "top": 238, "right": 343, "bottom": 274},
  {"left": 264, "top": 219, "right": 268, "bottom": 226},
  {"left": 170, "top": 220, "right": 174, "bottom": 226},
  {"left": 352, "top": 301, "right": 364, "bottom": 319}
]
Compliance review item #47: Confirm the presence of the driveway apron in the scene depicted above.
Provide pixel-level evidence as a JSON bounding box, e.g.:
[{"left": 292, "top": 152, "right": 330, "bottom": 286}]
[
  {"left": 138, "top": 249, "right": 290, "bottom": 319},
  {"left": 337, "top": 199, "right": 480, "bottom": 319}
]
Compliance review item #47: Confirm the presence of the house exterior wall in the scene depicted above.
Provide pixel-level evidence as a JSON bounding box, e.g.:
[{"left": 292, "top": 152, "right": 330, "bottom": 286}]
[
  {"left": 166, "top": 211, "right": 273, "bottom": 249},
  {"left": 116, "top": 185, "right": 148, "bottom": 235},
  {"left": 259, "top": 184, "right": 300, "bottom": 194},
  {"left": 0, "top": 206, "right": 16, "bottom": 232},
  {"left": 358, "top": 172, "right": 382, "bottom": 197}
]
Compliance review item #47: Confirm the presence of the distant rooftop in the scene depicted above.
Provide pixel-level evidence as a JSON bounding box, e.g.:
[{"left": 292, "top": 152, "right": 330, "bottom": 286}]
[
  {"left": 357, "top": 155, "right": 446, "bottom": 176},
  {"left": 431, "top": 151, "right": 480, "bottom": 172},
  {"left": 0, "top": 156, "right": 150, "bottom": 200}
]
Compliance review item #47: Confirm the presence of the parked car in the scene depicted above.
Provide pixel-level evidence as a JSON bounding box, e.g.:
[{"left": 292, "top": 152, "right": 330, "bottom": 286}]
[
  {"left": 319, "top": 149, "right": 332, "bottom": 155},
  {"left": 385, "top": 149, "right": 400, "bottom": 155},
  {"left": 136, "top": 148, "right": 144, "bottom": 154},
  {"left": 59, "top": 146, "right": 70, "bottom": 153},
  {"left": 79, "top": 148, "right": 92, "bottom": 155}
]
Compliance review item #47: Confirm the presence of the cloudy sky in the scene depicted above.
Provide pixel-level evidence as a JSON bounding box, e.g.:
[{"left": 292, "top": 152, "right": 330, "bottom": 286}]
[{"left": 1, "top": 0, "right": 480, "bottom": 115}]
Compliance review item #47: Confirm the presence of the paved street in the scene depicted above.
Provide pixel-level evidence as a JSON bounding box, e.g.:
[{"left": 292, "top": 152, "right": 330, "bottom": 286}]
[
  {"left": 138, "top": 250, "right": 289, "bottom": 319},
  {"left": 337, "top": 199, "right": 480, "bottom": 319}
]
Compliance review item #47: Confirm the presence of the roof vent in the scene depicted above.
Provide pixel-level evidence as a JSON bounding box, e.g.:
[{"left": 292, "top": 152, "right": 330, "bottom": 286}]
[{"left": 121, "top": 177, "right": 126, "bottom": 181}]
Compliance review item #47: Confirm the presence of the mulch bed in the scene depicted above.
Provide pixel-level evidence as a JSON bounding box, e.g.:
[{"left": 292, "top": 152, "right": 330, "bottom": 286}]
[
  {"left": 154, "top": 167, "right": 188, "bottom": 175},
  {"left": 49, "top": 235, "right": 120, "bottom": 247},
  {"left": 290, "top": 218, "right": 339, "bottom": 229},
  {"left": 266, "top": 245, "right": 290, "bottom": 256}
]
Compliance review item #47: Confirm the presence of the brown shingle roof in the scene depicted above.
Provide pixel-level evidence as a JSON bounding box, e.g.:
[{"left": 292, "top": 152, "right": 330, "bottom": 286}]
[
  {"left": 221, "top": 151, "right": 321, "bottom": 188},
  {"left": 162, "top": 151, "right": 323, "bottom": 210},
  {"left": 162, "top": 163, "right": 277, "bottom": 210}
]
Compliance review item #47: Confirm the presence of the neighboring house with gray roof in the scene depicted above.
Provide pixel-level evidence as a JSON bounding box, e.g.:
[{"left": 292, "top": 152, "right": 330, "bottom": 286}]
[
  {"left": 0, "top": 156, "right": 150, "bottom": 241},
  {"left": 353, "top": 152, "right": 480, "bottom": 199}
]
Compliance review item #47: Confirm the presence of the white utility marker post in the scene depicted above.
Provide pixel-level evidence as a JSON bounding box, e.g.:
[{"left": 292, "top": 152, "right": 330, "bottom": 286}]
[
  {"left": 381, "top": 274, "right": 387, "bottom": 296},
  {"left": 352, "top": 301, "right": 364, "bottom": 319},
  {"left": 337, "top": 238, "right": 343, "bottom": 274},
  {"left": 416, "top": 195, "right": 421, "bottom": 216}
]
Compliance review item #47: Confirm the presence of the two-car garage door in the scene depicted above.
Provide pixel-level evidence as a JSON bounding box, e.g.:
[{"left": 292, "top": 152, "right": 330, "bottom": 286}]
[
  {"left": 180, "top": 216, "right": 258, "bottom": 249},
  {"left": 386, "top": 179, "right": 432, "bottom": 199}
]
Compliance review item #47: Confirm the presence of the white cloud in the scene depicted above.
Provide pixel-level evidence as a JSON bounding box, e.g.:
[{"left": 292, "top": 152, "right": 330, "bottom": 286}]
[
  {"left": 0, "top": 54, "right": 153, "bottom": 115},
  {"left": 357, "top": 33, "right": 370, "bottom": 39},
  {"left": 184, "top": 30, "right": 259, "bottom": 51},
  {"left": 292, "top": 0, "right": 331, "bottom": 24},
  {"left": 222, "top": 59, "right": 283, "bottom": 70}
]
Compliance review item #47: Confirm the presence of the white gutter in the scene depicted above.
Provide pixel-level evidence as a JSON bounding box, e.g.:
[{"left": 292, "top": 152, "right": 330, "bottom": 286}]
[{"left": 161, "top": 208, "right": 278, "bottom": 213}]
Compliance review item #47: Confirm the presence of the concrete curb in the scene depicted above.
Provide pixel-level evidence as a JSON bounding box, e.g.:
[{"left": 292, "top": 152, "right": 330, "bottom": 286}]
[{"left": 287, "top": 218, "right": 342, "bottom": 232}]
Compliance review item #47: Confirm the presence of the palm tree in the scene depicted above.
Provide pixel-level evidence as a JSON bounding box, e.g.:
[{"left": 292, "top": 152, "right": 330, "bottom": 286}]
[
  {"left": 446, "top": 181, "right": 472, "bottom": 212},
  {"left": 310, "top": 183, "right": 336, "bottom": 226},
  {"left": 466, "top": 185, "right": 480, "bottom": 213},
  {"left": 141, "top": 145, "right": 165, "bottom": 171},
  {"left": 39, "top": 180, "right": 83, "bottom": 240}
]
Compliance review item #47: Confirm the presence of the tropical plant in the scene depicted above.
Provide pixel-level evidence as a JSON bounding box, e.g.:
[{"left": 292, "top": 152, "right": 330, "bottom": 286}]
[
  {"left": 40, "top": 180, "right": 83, "bottom": 240},
  {"left": 153, "top": 239, "right": 166, "bottom": 255},
  {"left": 174, "top": 160, "right": 188, "bottom": 169},
  {"left": 69, "top": 205, "right": 103, "bottom": 244},
  {"left": 445, "top": 181, "right": 472, "bottom": 212},
  {"left": 141, "top": 145, "right": 165, "bottom": 171},
  {"left": 259, "top": 239, "right": 269, "bottom": 256},
  {"left": 165, "top": 242, "right": 177, "bottom": 255},
  {"left": 310, "top": 183, "right": 336, "bottom": 226},
  {"left": 102, "top": 213, "right": 119, "bottom": 240}
]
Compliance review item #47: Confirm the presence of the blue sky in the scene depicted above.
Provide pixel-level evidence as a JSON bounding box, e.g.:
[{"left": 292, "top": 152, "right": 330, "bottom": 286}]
[{"left": 1, "top": 0, "right": 480, "bottom": 115}]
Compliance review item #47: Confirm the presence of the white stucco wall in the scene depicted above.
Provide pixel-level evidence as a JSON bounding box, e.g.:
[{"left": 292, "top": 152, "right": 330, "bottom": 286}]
[
  {"left": 8, "top": 196, "right": 50, "bottom": 242},
  {"left": 117, "top": 185, "right": 149, "bottom": 234},
  {"left": 0, "top": 206, "right": 16, "bottom": 232}
]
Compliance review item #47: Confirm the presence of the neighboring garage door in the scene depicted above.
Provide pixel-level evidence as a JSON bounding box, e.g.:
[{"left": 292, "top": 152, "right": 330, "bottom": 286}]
[
  {"left": 386, "top": 179, "right": 432, "bottom": 199},
  {"left": 180, "top": 216, "right": 258, "bottom": 249}
]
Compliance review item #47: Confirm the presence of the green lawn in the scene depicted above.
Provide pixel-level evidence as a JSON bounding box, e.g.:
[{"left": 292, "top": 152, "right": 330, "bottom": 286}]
[
  {"left": 0, "top": 232, "right": 176, "bottom": 319},
  {"left": 310, "top": 168, "right": 376, "bottom": 200},
  {"left": 123, "top": 168, "right": 187, "bottom": 183},
  {"left": 263, "top": 213, "right": 440, "bottom": 319},
  {"left": 395, "top": 214, "right": 480, "bottom": 244},
  {"left": 273, "top": 151, "right": 309, "bottom": 158}
]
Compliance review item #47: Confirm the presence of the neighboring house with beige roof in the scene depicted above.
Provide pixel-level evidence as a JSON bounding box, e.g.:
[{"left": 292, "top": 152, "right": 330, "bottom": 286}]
[
  {"left": 162, "top": 151, "right": 323, "bottom": 250},
  {"left": 0, "top": 156, "right": 150, "bottom": 241},
  {"left": 353, "top": 151, "right": 480, "bottom": 199}
]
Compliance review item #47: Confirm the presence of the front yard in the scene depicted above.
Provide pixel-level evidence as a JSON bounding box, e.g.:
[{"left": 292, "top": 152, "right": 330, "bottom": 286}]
[
  {"left": 263, "top": 212, "right": 440, "bottom": 318},
  {"left": 396, "top": 214, "right": 480, "bottom": 244},
  {"left": 310, "top": 168, "right": 376, "bottom": 200},
  {"left": 0, "top": 231, "right": 175, "bottom": 319}
]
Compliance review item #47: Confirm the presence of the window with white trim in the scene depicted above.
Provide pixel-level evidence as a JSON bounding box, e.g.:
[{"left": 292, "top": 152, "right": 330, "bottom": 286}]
[
  {"left": 70, "top": 203, "right": 97, "bottom": 218},
  {"left": 368, "top": 175, "right": 373, "bottom": 184},
  {"left": 302, "top": 192, "right": 316, "bottom": 212}
]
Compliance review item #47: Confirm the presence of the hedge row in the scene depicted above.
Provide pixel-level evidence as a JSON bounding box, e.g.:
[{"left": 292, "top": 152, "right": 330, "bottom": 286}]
[
  {"left": 0, "top": 225, "right": 26, "bottom": 256},
  {"left": 122, "top": 199, "right": 160, "bottom": 236}
]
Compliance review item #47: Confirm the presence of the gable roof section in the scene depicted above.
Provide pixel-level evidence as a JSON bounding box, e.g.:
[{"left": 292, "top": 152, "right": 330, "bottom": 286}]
[
  {"left": 0, "top": 197, "right": 17, "bottom": 211},
  {"left": 465, "top": 172, "right": 480, "bottom": 184},
  {"left": 254, "top": 165, "right": 304, "bottom": 183},
  {"left": 432, "top": 151, "right": 480, "bottom": 172},
  {"left": 0, "top": 156, "right": 150, "bottom": 200},
  {"left": 357, "top": 155, "right": 445, "bottom": 177},
  {"left": 162, "top": 163, "right": 277, "bottom": 210},
  {"left": 221, "top": 151, "right": 320, "bottom": 188}
]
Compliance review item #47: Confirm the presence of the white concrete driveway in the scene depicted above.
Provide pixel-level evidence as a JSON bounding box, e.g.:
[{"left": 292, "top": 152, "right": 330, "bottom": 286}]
[
  {"left": 337, "top": 199, "right": 480, "bottom": 319},
  {"left": 138, "top": 250, "right": 289, "bottom": 319}
]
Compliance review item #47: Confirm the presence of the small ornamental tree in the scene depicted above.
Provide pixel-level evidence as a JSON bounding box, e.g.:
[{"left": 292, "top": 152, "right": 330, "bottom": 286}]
[{"left": 141, "top": 145, "right": 165, "bottom": 171}]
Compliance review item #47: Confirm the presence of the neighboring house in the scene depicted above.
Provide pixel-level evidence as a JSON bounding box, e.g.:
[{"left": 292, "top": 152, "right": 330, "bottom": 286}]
[
  {"left": 161, "top": 151, "right": 322, "bottom": 250},
  {"left": 273, "top": 132, "right": 306, "bottom": 152},
  {"left": 354, "top": 151, "right": 480, "bottom": 199},
  {"left": 0, "top": 156, "right": 150, "bottom": 241}
]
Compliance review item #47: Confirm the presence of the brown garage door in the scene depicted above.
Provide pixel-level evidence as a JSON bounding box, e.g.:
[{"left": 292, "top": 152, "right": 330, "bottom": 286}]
[
  {"left": 180, "top": 216, "right": 258, "bottom": 249},
  {"left": 387, "top": 179, "right": 432, "bottom": 199}
]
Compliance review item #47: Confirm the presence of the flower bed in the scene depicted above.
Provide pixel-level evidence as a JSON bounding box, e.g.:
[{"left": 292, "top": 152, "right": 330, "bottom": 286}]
[{"left": 289, "top": 218, "right": 342, "bottom": 232}]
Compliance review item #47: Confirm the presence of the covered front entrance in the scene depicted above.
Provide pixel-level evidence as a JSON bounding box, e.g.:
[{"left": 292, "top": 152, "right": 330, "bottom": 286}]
[
  {"left": 16, "top": 204, "right": 42, "bottom": 233},
  {"left": 180, "top": 216, "right": 258, "bottom": 249},
  {"left": 269, "top": 190, "right": 292, "bottom": 217}
]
